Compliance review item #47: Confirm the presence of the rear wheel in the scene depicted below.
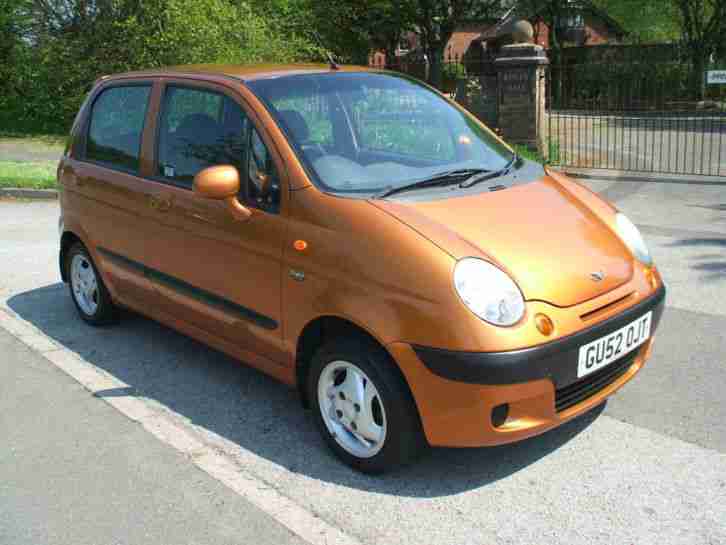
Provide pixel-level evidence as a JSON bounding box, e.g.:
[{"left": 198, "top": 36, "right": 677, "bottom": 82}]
[
  {"left": 307, "top": 337, "right": 426, "bottom": 473},
  {"left": 66, "top": 243, "right": 118, "bottom": 326}
]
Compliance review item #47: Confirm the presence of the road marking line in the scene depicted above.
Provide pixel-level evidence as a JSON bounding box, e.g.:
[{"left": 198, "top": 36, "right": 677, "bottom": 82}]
[{"left": 0, "top": 306, "right": 364, "bottom": 545}]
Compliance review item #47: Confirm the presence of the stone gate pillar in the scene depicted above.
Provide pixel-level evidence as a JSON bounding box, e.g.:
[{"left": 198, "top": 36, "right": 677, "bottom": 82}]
[{"left": 494, "top": 43, "right": 548, "bottom": 154}]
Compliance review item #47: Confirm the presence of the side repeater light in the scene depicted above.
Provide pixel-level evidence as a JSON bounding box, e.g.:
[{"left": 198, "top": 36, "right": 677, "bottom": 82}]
[{"left": 535, "top": 313, "right": 554, "bottom": 336}]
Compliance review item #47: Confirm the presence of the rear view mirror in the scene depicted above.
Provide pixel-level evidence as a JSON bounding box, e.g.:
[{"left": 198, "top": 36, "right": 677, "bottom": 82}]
[{"left": 193, "top": 165, "right": 251, "bottom": 221}]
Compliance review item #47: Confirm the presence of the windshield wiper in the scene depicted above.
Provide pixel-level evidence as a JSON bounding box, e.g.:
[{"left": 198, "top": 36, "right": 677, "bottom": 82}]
[
  {"left": 458, "top": 154, "right": 518, "bottom": 189},
  {"left": 374, "top": 169, "right": 488, "bottom": 199}
]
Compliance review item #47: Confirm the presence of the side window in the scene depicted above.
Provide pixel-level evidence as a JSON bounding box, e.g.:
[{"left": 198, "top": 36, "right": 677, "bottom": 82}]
[
  {"left": 86, "top": 85, "right": 151, "bottom": 171},
  {"left": 157, "top": 86, "right": 247, "bottom": 186},
  {"left": 246, "top": 128, "right": 280, "bottom": 213}
]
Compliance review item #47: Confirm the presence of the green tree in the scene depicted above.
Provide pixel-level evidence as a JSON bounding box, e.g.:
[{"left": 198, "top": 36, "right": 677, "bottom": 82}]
[
  {"left": 670, "top": 0, "right": 726, "bottom": 99},
  {"left": 593, "top": 0, "right": 679, "bottom": 43},
  {"left": 0, "top": 0, "right": 31, "bottom": 112},
  {"left": 312, "top": 0, "right": 502, "bottom": 83},
  {"left": 408, "top": 0, "right": 501, "bottom": 86},
  {"left": 2, "top": 0, "right": 318, "bottom": 133},
  {"left": 310, "top": 0, "right": 401, "bottom": 64}
]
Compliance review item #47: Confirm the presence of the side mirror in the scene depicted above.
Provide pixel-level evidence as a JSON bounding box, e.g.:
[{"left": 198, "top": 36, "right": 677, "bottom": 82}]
[{"left": 193, "top": 165, "right": 251, "bottom": 221}]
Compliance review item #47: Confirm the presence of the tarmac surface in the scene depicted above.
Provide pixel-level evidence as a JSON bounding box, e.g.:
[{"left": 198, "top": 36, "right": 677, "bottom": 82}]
[{"left": 1, "top": 175, "right": 725, "bottom": 545}]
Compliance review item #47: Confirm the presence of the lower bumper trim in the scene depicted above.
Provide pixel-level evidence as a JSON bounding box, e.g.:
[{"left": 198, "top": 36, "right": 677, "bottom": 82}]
[{"left": 413, "top": 285, "right": 666, "bottom": 388}]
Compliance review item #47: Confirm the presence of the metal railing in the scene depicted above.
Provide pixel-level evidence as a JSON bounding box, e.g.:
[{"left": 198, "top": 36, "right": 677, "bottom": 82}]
[{"left": 547, "top": 62, "right": 726, "bottom": 177}]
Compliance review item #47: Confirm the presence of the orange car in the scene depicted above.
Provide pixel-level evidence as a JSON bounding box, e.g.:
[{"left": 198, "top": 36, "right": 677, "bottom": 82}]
[{"left": 58, "top": 64, "right": 665, "bottom": 473}]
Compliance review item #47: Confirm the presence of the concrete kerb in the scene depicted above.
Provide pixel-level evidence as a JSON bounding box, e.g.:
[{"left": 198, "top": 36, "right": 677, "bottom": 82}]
[
  {"left": 0, "top": 188, "right": 58, "bottom": 199},
  {"left": 0, "top": 305, "right": 364, "bottom": 545},
  {"left": 562, "top": 168, "right": 726, "bottom": 186}
]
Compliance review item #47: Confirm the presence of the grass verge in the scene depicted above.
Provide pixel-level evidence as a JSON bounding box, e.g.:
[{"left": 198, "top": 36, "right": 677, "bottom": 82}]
[
  {"left": 0, "top": 161, "right": 58, "bottom": 190},
  {"left": 512, "top": 139, "right": 562, "bottom": 165}
]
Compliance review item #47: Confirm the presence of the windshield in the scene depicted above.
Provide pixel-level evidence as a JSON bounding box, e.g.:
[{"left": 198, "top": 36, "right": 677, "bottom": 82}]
[{"left": 247, "top": 71, "right": 514, "bottom": 195}]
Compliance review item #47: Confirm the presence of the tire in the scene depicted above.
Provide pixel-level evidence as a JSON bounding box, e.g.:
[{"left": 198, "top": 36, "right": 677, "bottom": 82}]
[
  {"left": 307, "top": 337, "right": 427, "bottom": 474},
  {"left": 65, "top": 242, "right": 118, "bottom": 326}
]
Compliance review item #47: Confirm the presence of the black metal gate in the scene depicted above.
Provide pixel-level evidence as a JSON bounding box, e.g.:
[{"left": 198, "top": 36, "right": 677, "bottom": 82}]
[{"left": 547, "top": 62, "right": 726, "bottom": 177}]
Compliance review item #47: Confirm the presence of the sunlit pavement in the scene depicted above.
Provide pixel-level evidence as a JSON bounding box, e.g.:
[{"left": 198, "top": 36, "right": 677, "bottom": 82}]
[{"left": 1, "top": 176, "right": 724, "bottom": 545}]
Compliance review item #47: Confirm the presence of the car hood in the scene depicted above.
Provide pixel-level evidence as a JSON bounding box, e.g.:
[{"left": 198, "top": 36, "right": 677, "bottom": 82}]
[{"left": 370, "top": 175, "right": 634, "bottom": 307}]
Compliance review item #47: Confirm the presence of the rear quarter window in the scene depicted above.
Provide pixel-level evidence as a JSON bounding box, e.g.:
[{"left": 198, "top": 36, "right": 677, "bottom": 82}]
[{"left": 86, "top": 85, "right": 151, "bottom": 172}]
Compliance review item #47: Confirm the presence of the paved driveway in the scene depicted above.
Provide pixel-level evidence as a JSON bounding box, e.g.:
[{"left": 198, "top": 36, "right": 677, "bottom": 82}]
[{"left": 1, "top": 176, "right": 725, "bottom": 545}]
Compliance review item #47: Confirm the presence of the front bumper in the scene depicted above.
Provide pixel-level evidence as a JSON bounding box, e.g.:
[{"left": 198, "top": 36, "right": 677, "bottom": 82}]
[
  {"left": 389, "top": 285, "right": 666, "bottom": 448},
  {"left": 413, "top": 285, "right": 666, "bottom": 389}
]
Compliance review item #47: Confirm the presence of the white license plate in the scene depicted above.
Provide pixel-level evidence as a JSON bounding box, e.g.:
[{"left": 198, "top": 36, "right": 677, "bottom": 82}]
[{"left": 577, "top": 311, "right": 652, "bottom": 378}]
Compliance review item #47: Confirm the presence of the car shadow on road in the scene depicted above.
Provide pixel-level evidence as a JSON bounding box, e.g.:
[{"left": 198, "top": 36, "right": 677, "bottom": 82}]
[
  {"left": 666, "top": 237, "right": 726, "bottom": 281},
  {"left": 8, "top": 283, "right": 604, "bottom": 498}
]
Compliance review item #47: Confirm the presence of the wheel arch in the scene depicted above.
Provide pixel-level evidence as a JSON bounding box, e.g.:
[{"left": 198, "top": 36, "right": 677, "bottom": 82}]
[
  {"left": 295, "top": 315, "right": 416, "bottom": 411},
  {"left": 59, "top": 231, "right": 83, "bottom": 282}
]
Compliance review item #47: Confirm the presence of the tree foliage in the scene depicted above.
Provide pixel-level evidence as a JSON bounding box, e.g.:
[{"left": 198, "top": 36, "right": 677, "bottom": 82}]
[
  {"left": 1, "top": 0, "right": 318, "bottom": 133},
  {"left": 593, "top": 0, "right": 679, "bottom": 43},
  {"left": 671, "top": 0, "right": 726, "bottom": 98},
  {"left": 408, "top": 0, "right": 501, "bottom": 85},
  {"left": 3, "top": 0, "right": 724, "bottom": 132},
  {"left": 312, "top": 0, "right": 502, "bottom": 83}
]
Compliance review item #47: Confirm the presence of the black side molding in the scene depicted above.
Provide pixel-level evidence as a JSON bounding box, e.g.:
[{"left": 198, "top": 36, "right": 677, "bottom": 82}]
[
  {"left": 97, "top": 247, "right": 278, "bottom": 331},
  {"left": 413, "top": 285, "right": 666, "bottom": 388}
]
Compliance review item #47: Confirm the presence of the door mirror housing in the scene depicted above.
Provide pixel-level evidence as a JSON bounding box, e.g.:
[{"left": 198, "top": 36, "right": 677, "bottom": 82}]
[
  {"left": 193, "top": 165, "right": 240, "bottom": 199},
  {"left": 193, "top": 165, "right": 251, "bottom": 221}
]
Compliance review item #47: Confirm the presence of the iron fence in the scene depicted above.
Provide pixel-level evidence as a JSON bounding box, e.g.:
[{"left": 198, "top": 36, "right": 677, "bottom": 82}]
[
  {"left": 368, "top": 54, "right": 726, "bottom": 177},
  {"left": 547, "top": 62, "right": 726, "bottom": 177}
]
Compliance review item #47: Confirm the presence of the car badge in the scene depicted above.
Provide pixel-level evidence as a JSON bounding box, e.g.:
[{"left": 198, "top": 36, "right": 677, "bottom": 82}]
[{"left": 590, "top": 271, "right": 606, "bottom": 282}]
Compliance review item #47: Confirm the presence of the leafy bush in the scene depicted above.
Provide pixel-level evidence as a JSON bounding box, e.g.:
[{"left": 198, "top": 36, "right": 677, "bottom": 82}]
[
  {"left": 551, "top": 62, "right": 695, "bottom": 110},
  {"left": 1, "top": 0, "right": 317, "bottom": 135},
  {"left": 441, "top": 62, "right": 467, "bottom": 91}
]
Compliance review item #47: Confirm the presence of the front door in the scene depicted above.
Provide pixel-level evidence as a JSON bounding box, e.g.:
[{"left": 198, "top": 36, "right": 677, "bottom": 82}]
[{"left": 142, "top": 82, "right": 288, "bottom": 364}]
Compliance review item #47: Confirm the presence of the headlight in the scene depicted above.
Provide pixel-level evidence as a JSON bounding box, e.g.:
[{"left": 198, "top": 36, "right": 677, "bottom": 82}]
[
  {"left": 453, "top": 258, "right": 525, "bottom": 326},
  {"left": 615, "top": 213, "right": 652, "bottom": 265}
]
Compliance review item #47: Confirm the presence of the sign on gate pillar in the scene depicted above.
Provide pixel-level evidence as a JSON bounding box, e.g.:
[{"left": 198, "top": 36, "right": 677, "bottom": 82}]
[{"left": 494, "top": 43, "right": 549, "bottom": 154}]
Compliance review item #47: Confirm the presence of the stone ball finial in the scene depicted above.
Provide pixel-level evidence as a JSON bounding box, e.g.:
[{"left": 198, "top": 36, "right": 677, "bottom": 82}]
[{"left": 511, "top": 20, "right": 534, "bottom": 44}]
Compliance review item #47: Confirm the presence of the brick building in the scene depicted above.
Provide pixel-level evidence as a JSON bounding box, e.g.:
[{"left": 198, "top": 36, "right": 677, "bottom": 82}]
[{"left": 372, "top": 2, "right": 626, "bottom": 67}]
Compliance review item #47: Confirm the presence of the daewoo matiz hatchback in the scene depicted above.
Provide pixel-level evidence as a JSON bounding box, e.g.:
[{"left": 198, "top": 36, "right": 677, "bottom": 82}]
[{"left": 58, "top": 64, "right": 665, "bottom": 473}]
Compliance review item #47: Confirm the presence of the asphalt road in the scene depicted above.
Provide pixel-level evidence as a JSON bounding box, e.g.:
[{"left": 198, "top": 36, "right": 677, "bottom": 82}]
[{"left": 1, "top": 176, "right": 725, "bottom": 544}]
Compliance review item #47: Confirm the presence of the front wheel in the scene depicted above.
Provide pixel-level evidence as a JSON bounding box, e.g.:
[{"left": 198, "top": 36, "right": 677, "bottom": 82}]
[{"left": 307, "top": 338, "right": 426, "bottom": 474}]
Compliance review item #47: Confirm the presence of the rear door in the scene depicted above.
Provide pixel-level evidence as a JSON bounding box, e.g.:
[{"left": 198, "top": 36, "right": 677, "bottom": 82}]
[
  {"left": 143, "top": 80, "right": 288, "bottom": 364},
  {"left": 63, "top": 81, "right": 164, "bottom": 307}
]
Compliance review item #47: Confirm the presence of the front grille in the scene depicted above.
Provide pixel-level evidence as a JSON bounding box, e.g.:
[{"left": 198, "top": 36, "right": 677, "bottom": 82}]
[
  {"left": 579, "top": 292, "right": 635, "bottom": 322},
  {"left": 555, "top": 351, "right": 638, "bottom": 413}
]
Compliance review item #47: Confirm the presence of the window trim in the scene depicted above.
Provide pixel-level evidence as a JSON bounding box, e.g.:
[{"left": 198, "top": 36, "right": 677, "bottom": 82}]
[
  {"left": 79, "top": 81, "right": 154, "bottom": 176},
  {"left": 245, "top": 124, "right": 282, "bottom": 214},
  {"left": 150, "top": 80, "right": 282, "bottom": 214}
]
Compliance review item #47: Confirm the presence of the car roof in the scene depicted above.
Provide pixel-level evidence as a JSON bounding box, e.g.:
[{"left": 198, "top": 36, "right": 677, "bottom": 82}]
[{"left": 100, "top": 63, "right": 376, "bottom": 83}]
